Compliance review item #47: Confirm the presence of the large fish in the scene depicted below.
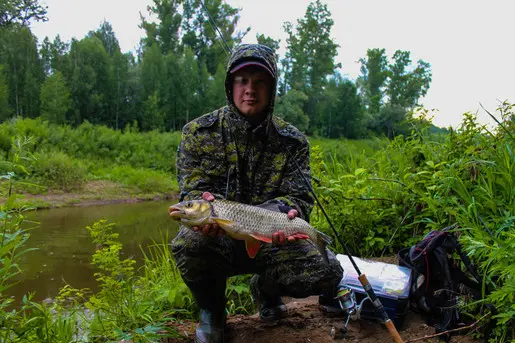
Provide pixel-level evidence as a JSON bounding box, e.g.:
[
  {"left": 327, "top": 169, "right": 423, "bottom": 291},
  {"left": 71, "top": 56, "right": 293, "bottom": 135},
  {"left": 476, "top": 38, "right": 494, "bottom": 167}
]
[{"left": 168, "top": 199, "right": 332, "bottom": 264}]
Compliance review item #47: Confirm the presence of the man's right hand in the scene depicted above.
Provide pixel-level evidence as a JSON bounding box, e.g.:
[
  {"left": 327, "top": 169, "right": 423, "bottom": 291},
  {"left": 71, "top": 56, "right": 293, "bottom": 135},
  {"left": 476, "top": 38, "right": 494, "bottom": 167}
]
[{"left": 190, "top": 192, "right": 225, "bottom": 237}]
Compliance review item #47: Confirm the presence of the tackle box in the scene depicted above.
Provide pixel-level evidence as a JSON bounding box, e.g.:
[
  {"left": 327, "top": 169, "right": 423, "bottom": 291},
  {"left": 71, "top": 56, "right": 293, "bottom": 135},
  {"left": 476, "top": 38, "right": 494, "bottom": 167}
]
[{"left": 335, "top": 254, "right": 412, "bottom": 327}]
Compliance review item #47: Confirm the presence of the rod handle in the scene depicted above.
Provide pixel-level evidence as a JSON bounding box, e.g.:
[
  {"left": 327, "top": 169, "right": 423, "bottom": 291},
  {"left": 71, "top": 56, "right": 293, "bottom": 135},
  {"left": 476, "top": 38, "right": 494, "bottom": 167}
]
[
  {"left": 358, "top": 274, "right": 404, "bottom": 343},
  {"left": 384, "top": 319, "right": 404, "bottom": 343}
]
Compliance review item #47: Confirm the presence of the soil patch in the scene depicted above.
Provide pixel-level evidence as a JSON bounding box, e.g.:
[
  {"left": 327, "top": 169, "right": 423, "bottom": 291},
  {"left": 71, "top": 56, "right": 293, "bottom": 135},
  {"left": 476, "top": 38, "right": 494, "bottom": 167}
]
[
  {"left": 12, "top": 180, "right": 176, "bottom": 208},
  {"left": 166, "top": 296, "right": 480, "bottom": 343}
]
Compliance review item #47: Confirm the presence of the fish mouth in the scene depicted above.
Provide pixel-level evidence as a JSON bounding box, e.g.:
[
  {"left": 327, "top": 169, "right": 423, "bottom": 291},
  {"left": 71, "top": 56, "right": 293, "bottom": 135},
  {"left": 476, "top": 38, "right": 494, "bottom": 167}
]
[{"left": 168, "top": 206, "right": 184, "bottom": 219}]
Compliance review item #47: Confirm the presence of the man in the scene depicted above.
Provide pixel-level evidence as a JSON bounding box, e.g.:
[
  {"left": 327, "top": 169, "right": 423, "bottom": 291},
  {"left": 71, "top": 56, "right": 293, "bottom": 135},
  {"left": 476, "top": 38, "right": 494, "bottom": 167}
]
[{"left": 171, "top": 44, "right": 343, "bottom": 343}]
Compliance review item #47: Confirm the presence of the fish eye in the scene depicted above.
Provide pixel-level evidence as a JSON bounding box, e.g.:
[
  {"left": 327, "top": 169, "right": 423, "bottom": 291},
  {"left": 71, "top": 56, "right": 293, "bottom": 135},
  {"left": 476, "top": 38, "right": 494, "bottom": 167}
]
[{"left": 186, "top": 202, "right": 192, "bottom": 208}]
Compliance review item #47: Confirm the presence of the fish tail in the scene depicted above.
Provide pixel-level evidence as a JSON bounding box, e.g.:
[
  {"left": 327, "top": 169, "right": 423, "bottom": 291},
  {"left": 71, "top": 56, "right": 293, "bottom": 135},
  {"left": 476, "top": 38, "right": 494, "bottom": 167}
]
[{"left": 315, "top": 230, "right": 332, "bottom": 265}]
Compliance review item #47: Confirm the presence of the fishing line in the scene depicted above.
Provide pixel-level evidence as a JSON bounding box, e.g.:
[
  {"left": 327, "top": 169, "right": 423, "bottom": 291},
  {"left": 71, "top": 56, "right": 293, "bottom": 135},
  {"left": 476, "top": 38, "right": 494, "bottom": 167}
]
[{"left": 199, "top": 0, "right": 232, "bottom": 56}]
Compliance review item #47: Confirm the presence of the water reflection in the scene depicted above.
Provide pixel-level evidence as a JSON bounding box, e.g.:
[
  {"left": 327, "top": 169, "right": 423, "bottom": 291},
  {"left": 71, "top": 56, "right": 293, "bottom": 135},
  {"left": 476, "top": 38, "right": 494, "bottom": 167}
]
[{"left": 12, "top": 200, "right": 180, "bottom": 302}]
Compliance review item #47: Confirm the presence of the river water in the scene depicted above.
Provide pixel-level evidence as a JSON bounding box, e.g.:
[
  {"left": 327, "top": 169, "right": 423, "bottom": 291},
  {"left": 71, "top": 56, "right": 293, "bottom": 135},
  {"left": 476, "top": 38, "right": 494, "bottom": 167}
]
[{"left": 11, "top": 200, "right": 180, "bottom": 303}]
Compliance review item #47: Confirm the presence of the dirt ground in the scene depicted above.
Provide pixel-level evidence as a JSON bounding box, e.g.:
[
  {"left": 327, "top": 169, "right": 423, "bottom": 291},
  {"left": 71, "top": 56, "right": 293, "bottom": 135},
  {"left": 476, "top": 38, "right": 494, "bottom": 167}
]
[
  {"left": 166, "top": 296, "right": 481, "bottom": 343},
  {"left": 12, "top": 180, "right": 175, "bottom": 208}
]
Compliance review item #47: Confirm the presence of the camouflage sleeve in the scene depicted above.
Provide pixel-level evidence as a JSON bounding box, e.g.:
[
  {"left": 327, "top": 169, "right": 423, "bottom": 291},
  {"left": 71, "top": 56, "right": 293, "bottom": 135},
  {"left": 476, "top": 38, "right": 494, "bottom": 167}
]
[
  {"left": 261, "top": 141, "right": 314, "bottom": 221},
  {"left": 176, "top": 124, "right": 225, "bottom": 201}
]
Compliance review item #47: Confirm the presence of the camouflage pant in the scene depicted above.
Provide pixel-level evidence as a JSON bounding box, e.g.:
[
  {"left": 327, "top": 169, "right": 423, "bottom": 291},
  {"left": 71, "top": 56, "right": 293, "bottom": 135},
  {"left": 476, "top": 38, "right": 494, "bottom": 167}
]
[{"left": 171, "top": 226, "right": 343, "bottom": 302}]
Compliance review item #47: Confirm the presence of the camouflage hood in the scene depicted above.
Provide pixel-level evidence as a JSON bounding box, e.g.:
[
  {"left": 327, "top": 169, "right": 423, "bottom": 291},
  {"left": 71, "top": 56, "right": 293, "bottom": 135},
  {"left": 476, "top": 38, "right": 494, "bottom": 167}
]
[{"left": 225, "top": 44, "right": 278, "bottom": 120}]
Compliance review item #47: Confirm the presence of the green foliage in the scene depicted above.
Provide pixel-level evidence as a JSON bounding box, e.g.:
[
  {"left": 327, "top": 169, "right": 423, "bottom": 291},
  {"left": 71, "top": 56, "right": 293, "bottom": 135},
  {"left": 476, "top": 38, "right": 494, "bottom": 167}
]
[
  {"left": 31, "top": 151, "right": 86, "bottom": 191},
  {"left": 97, "top": 165, "right": 176, "bottom": 193},
  {"left": 282, "top": 0, "right": 340, "bottom": 135},
  {"left": 275, "top": 89, "right": 309, "bottom": 132},
  {"left": 0, "top": 0, "right": 48, "bottom": 27},
  {"left": 357, "top": 48, "right": 389, "bottom": 114},
  {"left": 357, "top": 48, "right": 432, "bottom": 137},
  {"left": 85, "top": 220, "right": 183, "bottom": 341},
  {"left": 140, "top": 235, "right": 195, "bottom": 314},
  {"left": 311, "top": 103, "right": 515, "bottom": 341},
  {"left": 0, "top": 118, "right": 180, "bottom": 195},
  {"left": 0, "top": 64, "right": 11, "bottom": 121},
  {"left": 387, "top": 50, "right": 432, "bottom": 109},
  {"left": 226, "top": 275, "right": 254, "bottom": 315},
  {"left": 142, "top": 91, "right": 165, "bottom": 131},
  {"left": 0, "top": 137, "right": 86, "bottom": 343},
  {"left": 39, "top": 71, "right": 71, "bottom": 125},
  {"left": 0, "top": 25, "right": 43, "bottom": 118}
]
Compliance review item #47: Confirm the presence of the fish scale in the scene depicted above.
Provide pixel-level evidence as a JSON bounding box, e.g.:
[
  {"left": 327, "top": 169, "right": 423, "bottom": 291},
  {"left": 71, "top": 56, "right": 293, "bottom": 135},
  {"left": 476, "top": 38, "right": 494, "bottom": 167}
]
[{"left": 212, "top": 200, "right": 319, "bottom": 239}]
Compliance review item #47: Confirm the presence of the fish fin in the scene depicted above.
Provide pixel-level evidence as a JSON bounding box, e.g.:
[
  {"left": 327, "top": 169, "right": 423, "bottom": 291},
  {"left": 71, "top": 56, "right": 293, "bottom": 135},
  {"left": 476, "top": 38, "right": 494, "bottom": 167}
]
[
  {"left": 317, "top": 230, "right": 333, "bottom": 245},
  {"left": 245, "top": 238, "right": 261, "bottom": 258},
  {"left": 212, "top": 217, "right": 235, "bottom": 230},
  {"left": 315, "top": 230, "right": 332, "bottom": 265},
  {"left": 249, "top": 233, "right": 273, "bottom": 243}
]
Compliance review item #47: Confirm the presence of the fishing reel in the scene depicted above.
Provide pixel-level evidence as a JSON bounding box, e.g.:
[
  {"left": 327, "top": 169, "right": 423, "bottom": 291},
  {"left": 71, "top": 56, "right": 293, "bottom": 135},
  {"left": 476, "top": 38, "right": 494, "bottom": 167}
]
[{"left": 330, "top": 283, "right": 371, "bottom": 340}]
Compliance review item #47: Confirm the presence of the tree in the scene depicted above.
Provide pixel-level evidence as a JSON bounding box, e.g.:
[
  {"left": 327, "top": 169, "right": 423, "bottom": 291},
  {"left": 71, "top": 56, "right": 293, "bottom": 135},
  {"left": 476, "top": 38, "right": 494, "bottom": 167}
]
[
  {"left": 387, "top": 50, "right": 431, "bottom": 109},
  {"left": 175, "top": 47, "right": 200, "bottom": 128},
  {"left": 320, "top": 75, "right": 364, "bottom": 138},
  {"left": 357, "top": 48, "right": 388, "bottom": 114},
  {"left": 111, "top": 49, "right": 131, "bottom": 130},
  {"left": 181, "top": 0, "right": 248, "bottom": 75},
  {"left": 40, "top": 35, "right": 71, "bottom": 76},
  {"left": 256, "top": 33, "right": 280, "bottom": 56},
  {"left": 88, "top": 20, "right": 121, "bottom": 57},
  {"left": 140, "top": 43, "right": 165, "bottom": 129},
  {"left": 0, "top": 0, "right": 47, "bottom": 27},
  {"left": 140, "top": 0, "right": 183, "bottom": 55},
  {"left": 0, "top": 64, "right": 11, "bottom": 121},
  {"left": 203, "top": 62, "right": 226, "bottom": 112},
  {"left": 142, "top": 91, "right": 164, "bottom": 131},
  {"left": 275, "top": 90, "right": 309, "bottom": 133},
  {"left": 282, "top": 0, "right": 340, "bottom": 134},
  {"left": 358, "top": 48, "right": 432, "bottom": 137},
  {"left": 40, "top": 71, "right": 70, "bottom": 124},
  {"left": 88, "top": 21, "right": 131, "bottom": 129},
  {"left": 0, "top": 25, "right": 43, "bottom": 118},
  {"left": 67, "top": 36, "right": 110, "bottom": 125}
]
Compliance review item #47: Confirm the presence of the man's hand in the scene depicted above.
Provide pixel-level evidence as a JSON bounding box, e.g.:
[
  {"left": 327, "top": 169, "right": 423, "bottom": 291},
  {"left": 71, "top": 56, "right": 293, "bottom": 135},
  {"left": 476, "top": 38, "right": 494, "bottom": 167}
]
[
  {"left": 272, "top": 206, "right": 308, "bottom": 245},
  {"left": 191, "top": 192, "right": 225, "bottom": 237}
]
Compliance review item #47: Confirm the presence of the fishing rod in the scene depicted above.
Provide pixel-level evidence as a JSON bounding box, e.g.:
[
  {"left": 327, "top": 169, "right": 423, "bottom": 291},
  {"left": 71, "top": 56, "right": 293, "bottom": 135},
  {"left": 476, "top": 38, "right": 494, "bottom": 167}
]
[
  {"left": 286, "top": 149, "right": 404, "bottom": 343},
  {"left": 199, "top": 0, "right": 233, "bottom": 56},
  {"left": 198, "top": 2, "right": 403, "bottom": 342}
]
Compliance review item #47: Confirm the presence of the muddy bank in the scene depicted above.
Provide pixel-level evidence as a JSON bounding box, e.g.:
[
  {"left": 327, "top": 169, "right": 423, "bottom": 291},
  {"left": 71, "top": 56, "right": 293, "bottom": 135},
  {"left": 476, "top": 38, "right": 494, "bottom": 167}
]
[{"left": 11, "top": 180, "right": 178, "bottom": 209}]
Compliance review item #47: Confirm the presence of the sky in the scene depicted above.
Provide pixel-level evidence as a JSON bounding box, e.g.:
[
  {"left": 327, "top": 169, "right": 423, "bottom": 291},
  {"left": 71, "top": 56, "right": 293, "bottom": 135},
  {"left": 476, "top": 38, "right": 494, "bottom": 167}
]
[{"left": 31, "top": 0, "right": 515, "bottom": 129}]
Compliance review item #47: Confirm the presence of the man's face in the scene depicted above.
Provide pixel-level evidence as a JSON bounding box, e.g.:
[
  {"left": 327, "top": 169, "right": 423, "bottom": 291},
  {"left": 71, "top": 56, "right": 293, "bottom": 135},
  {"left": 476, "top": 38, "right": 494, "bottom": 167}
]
[{"left": 232, "top": 66, "right": 273, "bottom": 119}]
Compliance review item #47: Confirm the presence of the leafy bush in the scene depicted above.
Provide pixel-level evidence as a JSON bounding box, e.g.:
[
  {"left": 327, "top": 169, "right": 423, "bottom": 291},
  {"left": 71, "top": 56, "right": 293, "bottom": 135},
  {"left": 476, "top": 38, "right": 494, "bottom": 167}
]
[
  {"left": 94, "top": 165, "right": 177, "bottom": 194},
  {"left": 31, "top": 151, "right": 87, "bottom": 191}
]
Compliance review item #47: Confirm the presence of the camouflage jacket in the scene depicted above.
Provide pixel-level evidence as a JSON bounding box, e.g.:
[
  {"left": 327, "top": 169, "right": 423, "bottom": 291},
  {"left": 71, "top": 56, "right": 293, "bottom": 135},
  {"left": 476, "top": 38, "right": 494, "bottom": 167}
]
[{"left": 176, "top": 44, "right": 314, "bottom": 220}]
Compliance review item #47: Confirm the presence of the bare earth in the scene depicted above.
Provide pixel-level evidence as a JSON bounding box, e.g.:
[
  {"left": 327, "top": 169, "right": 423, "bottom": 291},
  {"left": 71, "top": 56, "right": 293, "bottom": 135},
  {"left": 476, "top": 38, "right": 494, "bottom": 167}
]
[
  {"left": 14, "top": 180, "right": 175, "bottom": 208},
  {"left": 167, "top": 296, "right": 481, "bottom": 343}
]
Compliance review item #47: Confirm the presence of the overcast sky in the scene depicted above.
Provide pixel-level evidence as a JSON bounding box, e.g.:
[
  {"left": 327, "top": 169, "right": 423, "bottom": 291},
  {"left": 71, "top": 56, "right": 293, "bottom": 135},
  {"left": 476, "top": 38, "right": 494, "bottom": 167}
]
[{"left": 31, "top": 0, "right": 514, "bottom": 129}]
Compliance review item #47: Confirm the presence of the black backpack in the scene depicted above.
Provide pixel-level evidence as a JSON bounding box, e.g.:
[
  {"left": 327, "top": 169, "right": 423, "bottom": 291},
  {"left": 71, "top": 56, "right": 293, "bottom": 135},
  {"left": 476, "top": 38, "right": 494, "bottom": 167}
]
[{"left": 398, "top": 225, "right": 484, "bottom": 342}]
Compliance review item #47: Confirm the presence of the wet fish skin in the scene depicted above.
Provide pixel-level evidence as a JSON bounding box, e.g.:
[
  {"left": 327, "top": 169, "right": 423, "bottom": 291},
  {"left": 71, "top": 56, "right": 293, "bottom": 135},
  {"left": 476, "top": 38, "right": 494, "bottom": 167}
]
[{"left": 169, "top": 199, "right": 331, "bottom": 264}]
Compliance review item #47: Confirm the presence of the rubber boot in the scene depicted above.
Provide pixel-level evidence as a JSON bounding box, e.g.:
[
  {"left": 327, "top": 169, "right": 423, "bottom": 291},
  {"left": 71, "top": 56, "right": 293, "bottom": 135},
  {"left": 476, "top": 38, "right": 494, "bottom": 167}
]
[
  {"left": 250, "top": 274, "right": 287, "bottom": 323},
  {"left": 189, "top": 278, "right": 227, "bottom": 343}
]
